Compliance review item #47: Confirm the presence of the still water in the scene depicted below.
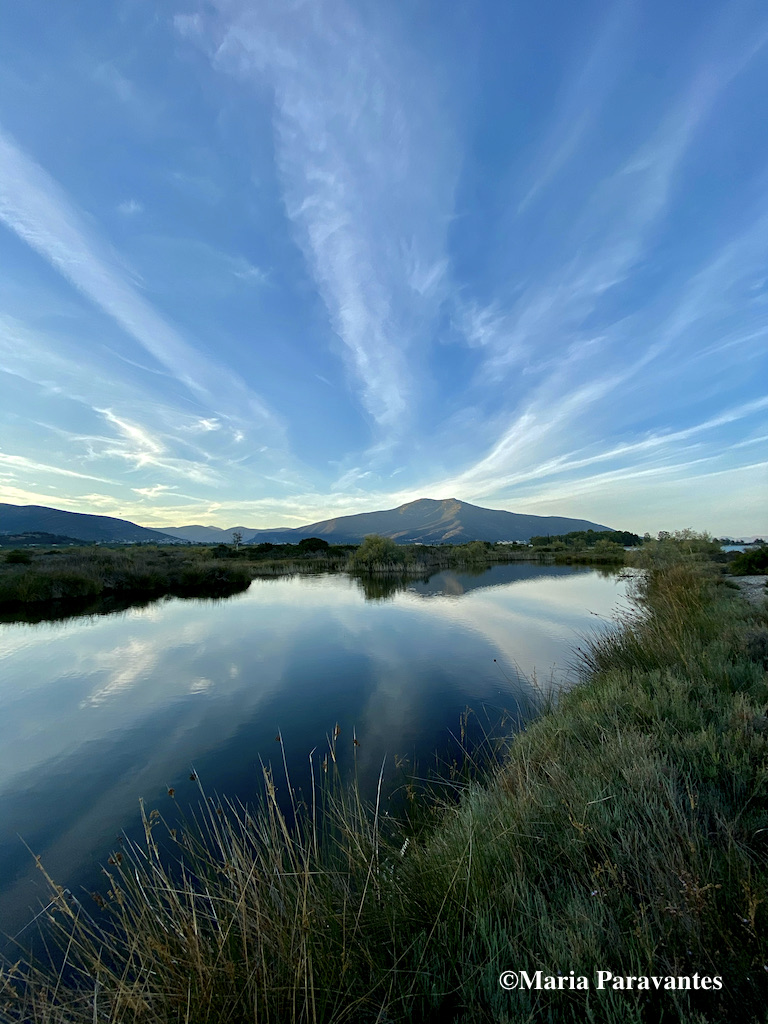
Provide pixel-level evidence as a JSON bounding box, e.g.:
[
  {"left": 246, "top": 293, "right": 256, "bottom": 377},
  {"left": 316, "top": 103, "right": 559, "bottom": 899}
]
[{"left": 0, "top": 563, "right": 632, "bottom": 943}]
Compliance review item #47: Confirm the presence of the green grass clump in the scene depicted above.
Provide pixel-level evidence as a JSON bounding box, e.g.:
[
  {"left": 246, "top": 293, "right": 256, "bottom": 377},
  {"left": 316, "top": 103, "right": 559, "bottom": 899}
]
[{"left": 3, "top": 559, "right": 767, "bottom": 1022}]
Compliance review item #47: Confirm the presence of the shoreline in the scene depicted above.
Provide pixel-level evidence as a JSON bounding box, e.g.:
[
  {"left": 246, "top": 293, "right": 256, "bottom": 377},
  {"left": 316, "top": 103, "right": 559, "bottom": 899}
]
[{"left": 4, "top": 555, "right": 768, "bottom": 1021}]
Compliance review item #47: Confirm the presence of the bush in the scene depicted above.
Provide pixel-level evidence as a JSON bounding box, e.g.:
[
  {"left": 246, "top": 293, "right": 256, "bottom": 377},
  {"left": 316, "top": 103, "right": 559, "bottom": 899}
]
[
  {"left": 297, "top": 537, "right": 330, "bottom": 553},
  {"left": 4, "top": 549, "right": 31, "bottom": 564},
  {"left": 351, "top": 534, "right": 404, "bottom": 571},
  {"left": 730, "top": 544, "right": 768, "bottom": 575}
]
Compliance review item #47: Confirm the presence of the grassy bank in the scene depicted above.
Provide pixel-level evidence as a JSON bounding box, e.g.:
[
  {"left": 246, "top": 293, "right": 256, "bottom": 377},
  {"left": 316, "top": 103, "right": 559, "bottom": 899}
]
[
  {"left": 3, "top": 555, "right": 768, "bottom": 1022},
  {"left": 0, "top": 539, "right": 558, "bottom": 614},
  {"left": 0, "top": 546, "right": 252, "bottom": 609}
]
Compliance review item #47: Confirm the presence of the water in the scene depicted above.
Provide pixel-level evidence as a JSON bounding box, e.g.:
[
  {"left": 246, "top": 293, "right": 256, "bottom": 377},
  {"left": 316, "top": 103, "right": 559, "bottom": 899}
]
[{"left": 0, "top": 563, "right": 633, "bottom": 944}]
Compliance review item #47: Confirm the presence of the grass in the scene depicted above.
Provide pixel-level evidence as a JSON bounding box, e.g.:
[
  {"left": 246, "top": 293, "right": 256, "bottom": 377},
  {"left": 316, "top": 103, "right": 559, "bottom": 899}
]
[
  {"left": 0, "top": 546, "right": 252, "bottom": 609},
  {"left": 2, "top": 551, "right": 767, "bottom": 1022}
]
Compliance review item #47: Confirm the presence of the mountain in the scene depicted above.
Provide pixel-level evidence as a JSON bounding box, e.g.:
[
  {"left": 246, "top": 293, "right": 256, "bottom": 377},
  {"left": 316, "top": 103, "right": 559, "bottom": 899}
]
[
  {"left": 161, "top": 525, "right": 263, "bottom": 544},
  {"left": 165, "top": 498, "right": 612, "bottom": 545},
  {"left": 0, "top": 504, "right": 176, "bottom": 544},
  {"left": 239, "top": 498, "right": 613, "bottom": 545},
  {"left": 1, "top": 499, "right": 614, "bottom": 547}
]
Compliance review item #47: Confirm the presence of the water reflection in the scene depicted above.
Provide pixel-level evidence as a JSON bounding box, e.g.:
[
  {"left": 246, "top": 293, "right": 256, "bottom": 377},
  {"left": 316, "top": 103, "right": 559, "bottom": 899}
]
[
  {"left": 0, "top": 564, "right": 631, "bottom": 945},
  {"left": 0, "top": 583, "right": 250, "bottom": 626}
]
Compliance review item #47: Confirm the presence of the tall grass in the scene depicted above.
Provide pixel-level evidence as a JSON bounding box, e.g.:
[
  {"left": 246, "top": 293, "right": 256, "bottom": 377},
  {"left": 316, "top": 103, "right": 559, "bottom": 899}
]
[
  {"left": 3, "top": 557, "right": 767, "bottom": 1022},
  {"left": 0, "top": 547, "right": 251, "bottom": 608}
]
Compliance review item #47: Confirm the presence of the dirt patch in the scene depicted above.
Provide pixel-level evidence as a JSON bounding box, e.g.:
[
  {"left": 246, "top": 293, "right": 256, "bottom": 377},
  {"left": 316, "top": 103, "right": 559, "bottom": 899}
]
[{"left": 731, "top": 575, "right": 768, "bottom": 606}]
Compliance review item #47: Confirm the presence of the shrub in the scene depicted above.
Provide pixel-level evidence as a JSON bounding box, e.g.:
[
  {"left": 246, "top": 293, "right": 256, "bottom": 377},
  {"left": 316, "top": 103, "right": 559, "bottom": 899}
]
[
  {"left": 730, "top": 544, "right": 768, "bottom": 575},
  {"left": 4, "top": 549, "right": 31, "bottom": 564},
  {"left": 464, "top": 540, "right": 488, "bottom": 560},
  {"left": 351, "top": 534, "right": 404, "bottom": 571},
  {"left": 297, "top": 536, "right": 330, "bottom": 552}
]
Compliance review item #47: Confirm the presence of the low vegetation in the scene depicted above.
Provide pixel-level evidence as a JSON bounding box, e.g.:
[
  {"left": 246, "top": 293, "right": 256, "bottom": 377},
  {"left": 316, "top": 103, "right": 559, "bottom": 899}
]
[
  {"left": 526, "top": 529, "right": 636, "bottom": 566},
  {"left": 529, "top": 528, "right": 643, "bottom": 548},
  {"left": 0, "top": 546, "right": 251, "bottom": 609},
  {"left": 2, "top": 530, "right": 763, "bottom": 615},
  {"left": 0, "top": 538, "right": 536, "bottom": 612},
  {"left": 3, "top": 544, "right": 767, "bottom": 1022},
  {"left": 729, "top": 543, "right": 768, "bottom": 576},
  {"left": 348, "top": 535, "right": 532, "bottom": 573}
]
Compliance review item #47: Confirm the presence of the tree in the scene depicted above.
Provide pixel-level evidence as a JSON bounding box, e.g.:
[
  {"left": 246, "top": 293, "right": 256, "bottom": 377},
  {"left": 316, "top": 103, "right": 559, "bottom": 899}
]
[
  {"left": 232, "top": 531, "right": 243, "bottom": 549},
  {"left": 351, "top": 534, "right": 403, "bottom": 571},
  {"left": 297, "top": 537, "right": 330, "bottom": 553},
  {"left": 465, "top": 541, "right": 488, "bottom": 560}
]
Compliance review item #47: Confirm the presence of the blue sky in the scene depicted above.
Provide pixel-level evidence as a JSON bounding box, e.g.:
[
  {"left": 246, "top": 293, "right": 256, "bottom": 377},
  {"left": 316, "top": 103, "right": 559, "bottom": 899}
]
[{"left": 0, "top": 0, "right": 766, "bottom": 536}]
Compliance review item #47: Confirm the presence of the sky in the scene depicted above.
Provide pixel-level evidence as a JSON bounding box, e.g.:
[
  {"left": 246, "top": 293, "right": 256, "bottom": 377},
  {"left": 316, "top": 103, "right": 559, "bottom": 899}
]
[{"left": 0, "top": 0, "right": 766, "bottom": 537}]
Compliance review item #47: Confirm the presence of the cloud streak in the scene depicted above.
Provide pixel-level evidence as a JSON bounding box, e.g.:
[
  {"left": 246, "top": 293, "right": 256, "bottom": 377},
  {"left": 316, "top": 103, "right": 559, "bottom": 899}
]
[
  {"left": 0, "top": 126, "right": 281, "bottom": 437},
  {"left": 179, "top": 0, "right": 458, "bottom": 435}
]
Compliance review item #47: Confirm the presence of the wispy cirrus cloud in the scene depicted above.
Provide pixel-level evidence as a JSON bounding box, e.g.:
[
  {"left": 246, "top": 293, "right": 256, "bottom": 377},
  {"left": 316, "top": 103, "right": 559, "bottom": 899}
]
[
  {"left": 0, "top": 452, "right": 116, "bottom": 485},
  {"left": 117, "top": 198, "right": 143, "bottom": 216},
  {"left": 517, "top": 2, "right": 635, "bottom": 214},
  {"left": 0, "top": 125, "right": 281, "bottom": 437},
  {"left": 453, "top": 8, "right": 768, "bottom": 403},
  {"left": 66, "top": 409, "right": 221, "bottom": 485},
  {"left": 439, "top": 15, "right": 768, "bottom": 518},
  {"left": 176, "top": 0, "right": 458, "bottom": 435},
  {"left": 131, "top": 484, "right": 180, "bottom": 499}
]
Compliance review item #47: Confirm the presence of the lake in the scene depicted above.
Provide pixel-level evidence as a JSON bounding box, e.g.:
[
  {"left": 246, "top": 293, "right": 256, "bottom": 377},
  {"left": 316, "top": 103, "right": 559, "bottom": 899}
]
[{"left": 0, "top": 563, "right": 633, "bottom": 946}]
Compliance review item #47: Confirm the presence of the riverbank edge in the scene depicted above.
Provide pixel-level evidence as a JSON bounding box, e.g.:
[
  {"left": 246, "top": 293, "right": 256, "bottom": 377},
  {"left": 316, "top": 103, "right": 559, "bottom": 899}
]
[
  {"left": 3, "top": 556, "right": 768, "bottom": 1023},
  {"left": 0, "top": 543, "right": 621, "bottom": 617}
]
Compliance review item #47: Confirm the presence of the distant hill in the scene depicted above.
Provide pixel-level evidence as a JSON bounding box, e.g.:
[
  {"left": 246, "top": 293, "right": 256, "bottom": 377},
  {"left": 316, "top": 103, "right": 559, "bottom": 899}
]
[
  {"left": 167, "top": 498, "right": 613, "bottom": 545},
  {"left": 0, "top": 504, "right": 175, "bottom": 544},
  {"left": 0, "top": 531, "right": 84, "bottom": 547},
  {"left": 161, "top": 525, "right": 262, "bottom": 544}
]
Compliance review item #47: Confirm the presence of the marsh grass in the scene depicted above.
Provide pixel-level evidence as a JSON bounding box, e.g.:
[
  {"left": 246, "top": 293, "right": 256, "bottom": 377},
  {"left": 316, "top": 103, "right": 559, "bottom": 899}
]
[
  {"left": 0, "top": 540, "right": 624, "bottom": 622},
  {"left": 0, "top": 541, "right": 542, "bottom": 614},
  {"left": 3, "top": 556, "right": 768, "bottom": 1022},
  {"left": 0, "top": 547, "right": 252, "bottom": 609}
]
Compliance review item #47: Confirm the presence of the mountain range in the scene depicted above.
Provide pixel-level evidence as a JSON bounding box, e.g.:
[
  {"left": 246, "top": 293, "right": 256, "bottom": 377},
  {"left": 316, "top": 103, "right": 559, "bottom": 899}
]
[
  {"left": 1, "top": 499, "right": 613, "bottom": 546},
  {"left": 0, "top": 504, "right": 176, "bottom": 543}
]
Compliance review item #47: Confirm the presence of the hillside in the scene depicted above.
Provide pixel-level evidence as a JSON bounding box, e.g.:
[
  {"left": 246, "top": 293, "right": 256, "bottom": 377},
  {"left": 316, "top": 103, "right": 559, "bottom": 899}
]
[
  {"left": 1, "top": 499, "right": 614, "bottom": 547},
  {"left": 165, "top": 499, "right": 614, "bottom": 545},
  {"left": 275, "top": 498, "right": 612, "bottom": 544},
  {"left": 0, "top": 504, "right": 175, "bottom": 544}
]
